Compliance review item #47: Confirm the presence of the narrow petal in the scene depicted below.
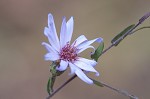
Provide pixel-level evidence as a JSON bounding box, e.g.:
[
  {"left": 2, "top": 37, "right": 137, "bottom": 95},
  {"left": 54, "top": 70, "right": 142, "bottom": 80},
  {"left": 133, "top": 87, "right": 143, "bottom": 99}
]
[
  {"left": 44, "top": 28, "right": 59, "bottom": 52},
  {"left": 75, "top": 68, "right": 93, "bottom": 84},
  {"left": 74, "top": 60, "right": 99, "bottom": 76},
  {"left": 42, "top": 42, "right": 57, "bottom": 54},
  {"left": 72, "top": 35, "right": 87, "bottom": 47},
  {"left": 69, "top": 62, "right": 94, "bottom": 84},
  {"left": 77, "top": 37, "right": 103, "bottom": 50},
  {"left": 68, "top": 62, "right": 76, "bottom": 75},
  {"left": 56, "top": 60, "right": 68, "bottom": 71},
  {"left": 60, "top": 17, "right": 67, "bottom": 48},
  {"left": 77, "top": 45, "right": 95, "bottom": 54},
  {"left": 44, "top": 53, "right": 59, "bottom": 61},
  {"left": 77, "top": 57, "right": 97, "bottom": 66},
  {"left": 45, "top": 13, "right": 60, "bottom": 51},
  {"left": 69, "top": 63, "right": 93, "bottom": 84},
  {"left": 66, "top": 17, "right": 74, "bottom": 43}
]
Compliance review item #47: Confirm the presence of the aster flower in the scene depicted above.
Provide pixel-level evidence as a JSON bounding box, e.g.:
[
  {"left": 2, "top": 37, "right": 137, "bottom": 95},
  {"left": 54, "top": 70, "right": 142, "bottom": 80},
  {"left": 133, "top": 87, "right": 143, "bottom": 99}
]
[{"left": 42, "top": 13, "right": 103, "bottom": 84}]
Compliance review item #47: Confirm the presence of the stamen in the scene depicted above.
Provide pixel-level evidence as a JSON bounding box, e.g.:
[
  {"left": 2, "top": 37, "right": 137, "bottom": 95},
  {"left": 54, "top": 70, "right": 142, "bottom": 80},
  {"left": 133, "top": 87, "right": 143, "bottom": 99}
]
[{"left": 60, "top": 43, "right": 78, "bottom": 62}]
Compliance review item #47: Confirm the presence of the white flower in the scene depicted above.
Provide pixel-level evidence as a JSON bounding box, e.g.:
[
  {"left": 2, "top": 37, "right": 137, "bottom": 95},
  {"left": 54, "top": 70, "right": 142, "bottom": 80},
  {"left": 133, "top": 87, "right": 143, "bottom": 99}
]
[{"left": 42, "top": 13, "right": 103, "bottom": 84}]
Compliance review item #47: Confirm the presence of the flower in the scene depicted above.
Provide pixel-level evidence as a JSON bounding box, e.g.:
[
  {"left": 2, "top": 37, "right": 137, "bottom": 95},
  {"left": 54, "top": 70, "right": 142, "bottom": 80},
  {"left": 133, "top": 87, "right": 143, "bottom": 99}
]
[{"left": 42, "top": 13, "right": 103, "bottom": 84}]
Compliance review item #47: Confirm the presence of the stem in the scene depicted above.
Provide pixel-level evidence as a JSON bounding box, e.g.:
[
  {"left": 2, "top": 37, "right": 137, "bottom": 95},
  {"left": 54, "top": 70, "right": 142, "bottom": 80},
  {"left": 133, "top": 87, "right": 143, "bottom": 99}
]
[
  {"left": 99, "top": 81, "right": 138, "bottom": 99},
  {"left": 112, "top": 22, "right": 140, "bottom": 45},
  {"left": 113, "top": 12, "right": 150, "bottom": 45},
  {"left": 101, "top": 43, "right": 114, "bottom": 55}
]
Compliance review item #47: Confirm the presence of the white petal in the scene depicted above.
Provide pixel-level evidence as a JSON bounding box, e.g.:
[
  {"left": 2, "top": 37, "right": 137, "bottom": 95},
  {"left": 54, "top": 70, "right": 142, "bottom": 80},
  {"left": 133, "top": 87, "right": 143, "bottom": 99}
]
[
  {"left": 74, "top": 60, "right": 99, "bottom": 76},
  {"left": 77, "top": 45, "right": 95, "bottom": 54},
  {"left": 45, "top": 13, "right": 60, "bottom": 52},
  {"left": 56, "top": 60, "right": 68, "bottom": 71},
  {"left": 77, "top": 37, "right": 103, "bottom": 50},
  {"left": 72, "top": 35, "right": 87, "bottom": 47},
  {"left": 42, "top": 42, "right": 57, "bottom": 54},
  {"left": 44, "top": 28, "right": 59, "bottom": 52},
  {"left": 66, "top": 17, "right": 74, "bottom": 43},
  {"left": 68, "top": 62, "right": 76, "bottom": 75},
  {"left": 69, "top": 62, "right": 94, "bottom": 84},
  {"left": 75, "top": 68, "right": 93, "bottom": 84},
  {"left": 44, "top": 53, "right": 59, "bottom": 61},
  {"left": 60, "top": 17, "right": 67, "bottom": 48},
  {"left": 77, "top": 57, "right": 97, "bottom": 67}
]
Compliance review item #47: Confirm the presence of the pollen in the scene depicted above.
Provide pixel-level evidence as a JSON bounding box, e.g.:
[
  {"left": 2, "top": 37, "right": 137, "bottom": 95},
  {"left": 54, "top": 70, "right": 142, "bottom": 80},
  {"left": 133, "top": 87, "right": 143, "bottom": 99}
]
[{"left": 60, "top": 43, "right": 78, "bottom": 62}]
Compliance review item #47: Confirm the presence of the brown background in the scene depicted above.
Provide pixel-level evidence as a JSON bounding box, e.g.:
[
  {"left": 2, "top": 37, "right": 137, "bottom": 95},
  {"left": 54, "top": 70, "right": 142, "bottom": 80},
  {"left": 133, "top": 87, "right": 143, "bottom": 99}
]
[{"left": 0, "top": 0, "right": 150, "bottom": 99}]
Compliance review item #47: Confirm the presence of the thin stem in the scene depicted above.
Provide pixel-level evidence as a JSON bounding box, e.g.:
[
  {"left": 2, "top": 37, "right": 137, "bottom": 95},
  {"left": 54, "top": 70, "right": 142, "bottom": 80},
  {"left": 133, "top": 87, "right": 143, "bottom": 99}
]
[
  {"left": 99, "top": 81, "right": 138, "bottom": 99},
  {"left": 101, "top": 43, "right": 114, "bottom": 55}
]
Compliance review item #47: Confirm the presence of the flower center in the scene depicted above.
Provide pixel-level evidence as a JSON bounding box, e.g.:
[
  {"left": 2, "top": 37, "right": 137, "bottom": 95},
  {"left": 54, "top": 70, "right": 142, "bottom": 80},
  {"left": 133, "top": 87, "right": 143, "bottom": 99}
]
[{"left": 60, "top": 43, "right": 78, "bottom": 62}]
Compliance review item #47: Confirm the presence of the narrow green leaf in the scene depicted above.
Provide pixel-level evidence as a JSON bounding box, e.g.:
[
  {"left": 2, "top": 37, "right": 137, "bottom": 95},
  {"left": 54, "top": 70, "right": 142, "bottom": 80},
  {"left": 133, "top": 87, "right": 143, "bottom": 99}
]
[
  {"left": 91, "top": 79, "right": 104, "bottom": 87},
  {"left": 47, "top": 77, "right": 51, "bottom": 95},
  {"left": 51, "top": 76, "right": 56, "bottom": 91},
  {"left": 111, "top": 24, "right": 135, "bottom": 46},
  {"left": 47, "top": 76, "right": 56, "bottom": 95},
  {"left": 47, "top": 62, "right": 58, "bottom": 95},
  {"left": 47, "top": 62, "right": 65, "bottom": 95},
  {"left": 130, "top": 26, "right": 150, "bottom": 35},
  {"left": 91, "top": 42, "right": 104, "bottom": 61},
  {"left": 50, "top": 62, "right": 57, "bottom": 74}
]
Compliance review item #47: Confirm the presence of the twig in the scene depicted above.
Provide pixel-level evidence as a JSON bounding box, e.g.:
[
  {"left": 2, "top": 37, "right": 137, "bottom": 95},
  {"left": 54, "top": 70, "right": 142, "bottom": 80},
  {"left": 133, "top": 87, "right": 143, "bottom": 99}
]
[
  {"left": 99, "top": 81, "right": 138, "bottom": 99},
  {"left": 113, "top": 12, "right": 150, "bottom": 45}
]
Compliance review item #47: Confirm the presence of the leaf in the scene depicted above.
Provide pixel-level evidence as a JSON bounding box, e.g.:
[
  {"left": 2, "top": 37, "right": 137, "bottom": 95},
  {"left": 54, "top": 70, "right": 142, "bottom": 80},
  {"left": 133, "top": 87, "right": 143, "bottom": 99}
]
[
  {"left": 47, "top": 77, "right": 51, "bottom": 95},
  {"left": 91, "top": 42, "right": 104, "bottom": 61},
  {"left": 91, "top": 79, "right": 104, "bottom": 87},
  {"left": 47, "top": 62, "right": 65, "bottom": 95},
  {"left": 47, "top": 62, "right": 57, "bottom": 95},
  {"left": 130, "top": 26, "right": 150, "bottom": 35},
  {"left": 50, "top": 62, "right": 57, "bottom": 74},
  {"left": 111, "top": 24, "right": 135, "bottom": 46},
  {"left": 47, "top": 76, "right": 56, "bottom": 95}
]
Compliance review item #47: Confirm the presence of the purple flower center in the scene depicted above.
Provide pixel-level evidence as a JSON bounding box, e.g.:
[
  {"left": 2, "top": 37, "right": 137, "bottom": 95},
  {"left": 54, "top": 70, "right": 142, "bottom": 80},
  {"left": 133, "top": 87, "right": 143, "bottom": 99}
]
[{"left": 60, "top": 43, "right": 78, "bottom": 62}]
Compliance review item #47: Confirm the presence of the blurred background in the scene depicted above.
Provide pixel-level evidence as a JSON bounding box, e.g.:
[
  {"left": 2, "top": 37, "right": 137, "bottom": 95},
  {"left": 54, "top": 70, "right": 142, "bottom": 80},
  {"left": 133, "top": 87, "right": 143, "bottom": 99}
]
[{"left": 0, "top": 0, "right": 150, "bottom": 99}]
